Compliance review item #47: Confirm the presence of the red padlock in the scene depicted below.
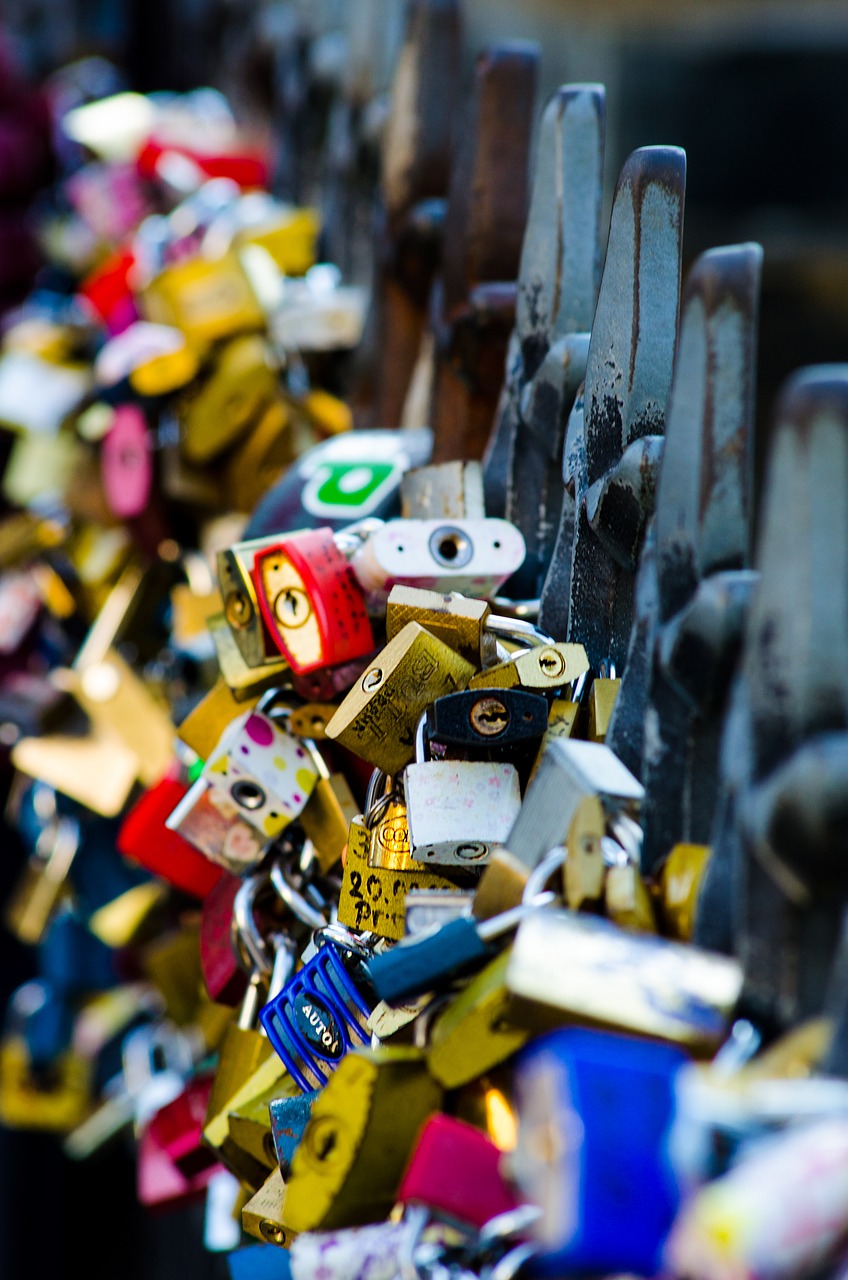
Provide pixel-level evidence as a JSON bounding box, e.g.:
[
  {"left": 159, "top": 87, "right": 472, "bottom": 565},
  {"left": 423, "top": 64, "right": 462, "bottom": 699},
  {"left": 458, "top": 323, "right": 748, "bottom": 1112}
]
[
  {"left": 145, "top": 1071, "right": 219, "bottom": 1178},
  {"left": 252, "top": 528, "right": 374, "bottom": 675},
  {"left": 397, "top": 1113, "right": 520, "bottom": 1231},
  {"left": 117, "top": 777, "right": 225, "bottom": 900},
  {"left": 78, "top": 247, "right": 139, "bottom": 335},
  {"left": 199, "top": 870, "right": 246, "bottom": 1006},
  {"left": 137, "top": 1116, "right": 222, "bottom": 1211}
]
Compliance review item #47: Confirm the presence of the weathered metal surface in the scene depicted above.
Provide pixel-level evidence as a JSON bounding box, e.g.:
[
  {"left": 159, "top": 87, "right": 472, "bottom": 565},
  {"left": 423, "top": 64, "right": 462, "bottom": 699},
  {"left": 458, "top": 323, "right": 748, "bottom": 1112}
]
[
  {"left": 429, "top": 42, "right": 540, "bottom": 464},
  {"left": 616, "top": 243, "right": 762, "bottom": 872},
  {"left": 483, "top": 85, "right": 604, "bottom": 606},
  {"left": 704, "top": 366, "right": 848, "bottom": 1030},
  {"left": 352, "top": 0, "right": 462, "bottom": 429},
  {"left": 540, "top": 145, "right": 686, "bottom": 664}
]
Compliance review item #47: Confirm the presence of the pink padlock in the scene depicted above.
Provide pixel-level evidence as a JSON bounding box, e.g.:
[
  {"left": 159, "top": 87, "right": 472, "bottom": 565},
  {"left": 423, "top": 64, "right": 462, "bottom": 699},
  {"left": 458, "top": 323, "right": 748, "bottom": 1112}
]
[
  {"left": 397, "top": 1113, "right": 521, "bottom": 1231},
  {"left": 101, "top": 403, "right": 153, "bottom": 519}
]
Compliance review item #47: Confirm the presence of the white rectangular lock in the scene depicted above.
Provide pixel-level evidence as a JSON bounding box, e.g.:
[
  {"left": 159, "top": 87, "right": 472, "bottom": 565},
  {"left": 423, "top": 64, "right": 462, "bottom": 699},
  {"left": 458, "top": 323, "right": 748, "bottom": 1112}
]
[
  {"left": 349, "top": 518, "right": 526, "bottom": 598},
  {"left": 404, "top": 759, "right": 522, "bottom": 867}
]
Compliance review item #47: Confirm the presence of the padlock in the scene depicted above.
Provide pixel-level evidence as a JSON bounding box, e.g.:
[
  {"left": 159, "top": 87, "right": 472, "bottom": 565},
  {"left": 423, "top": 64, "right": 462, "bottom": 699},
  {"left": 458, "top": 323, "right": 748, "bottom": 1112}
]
[
  {"left": 604, "top": 860, "right": 658, "bottom": 934},
  {"left": 397, "top": 1112, "right": 519, "bottom": 1231},
  {"left": 349, "top": 518, "right": 526, "bottom": 599},
  {"left": 337, "top": 814, "right": 456, "bottom": 941},
  {"left": 217, "top": 535, "right": 294, "bottom": 671},
  {"left": 136, "top": 1117, "right": 222, "bottom": 1211},
  {"left": 509, "top": 1026, "right": 686, "bottom": 1277},
  {"left": 175, "top": 679, "right": 259, "bottom": 759},
  {"left": 365, "top": 880, "right": 556, "bottom": 1007},
  {"left": 208, "top": 611, "right": 291, "bottom": 697},
  {"left": 364, "top": 772, "right": 416, "bottom": 872},
  {"left": 296, "top": 740, "right": 359, "bottom": 873},
  {"left": 427, "top": 952, "right": 535, "bottom": 1090},
  {"left": 282, "top": 1045, "right": 443, "bottom": 1232},
  {"left": 226, "top": 1067, "right": 301, "bottom": 1182},
  {"left": 117, "top": 776, "right": 225, "bottom": 899},
  {"left": 4, "top": 810, "right": 81, "bottom": 945},
  {"left": 404, "top": 888, "right": 476, "bottom": 937},
  {"left": 139, "top": 248, "right": 265, "bottom": 352},
  {"left": 178, "top": 333, "right": 280, "bottom": 465},
  {"left": 241, "top": 1166, "right": 297, "bottom": 1248},
  {"left": 384, "top": 584, "right": 494, "bottom": 668},
  {"left": 325, "top": 622, "right": 475, "bottom": 776},
  {"left": 258, "top": 924, "right": 376, "bottom": 1091},
  {"left": 404, "top": 714, "right": 521, "bottom": 867},
  {"left": 503, "top": 737, "right": 645, "bottom": 874},
  {"left": 469, "top": 639, "right": 590, "bottom": 692},
  {"left": 145, "top": 1070, "right": 221, "bottom": 1179},
  {"left": 100, "top": 402, "right": 154, "bottom": 520},
  {"left": 506, "top": 908, "right": 744, "bottom": 1054},
  {"left": 400, "top": 461, "right": 486, "bottom": 521},
  {"left": 526, "top": 697, "right": 582, "bottom": 785},
  {"left": 252, "top": 527, "right": 375, "bottom": 676},
  {"left": 13, "top": 980, "right": 74, "bottom": 1071},
  {"left": 166, "top": 703, "right": 319, "bottom": 873},
  {"left": 586, "top": 673, "right": 620, "bottom": 743},
  {"left": 203, "top": 889, "right": 298, "bottom": 1188},
  {"left": 63, "top": 1020, "right": 201, "bottom": 1160},
  {"left": 426, "top": 684, "right": 551, "bottom": 751},
  {"left": 223, "top": 399, "right": 297, "bottom": 517},
  {"left": 94, "top": 320, "right": 199, "bottom": 397},
  {"left": 0, "top": 1034, "right": 93, "bottom": 1131},
  {"left": 656, "top": 843, "right": 712, "bottom": 942},
  {"left": 268, "top": 1089, "right": 319, "bottom": 1180}
]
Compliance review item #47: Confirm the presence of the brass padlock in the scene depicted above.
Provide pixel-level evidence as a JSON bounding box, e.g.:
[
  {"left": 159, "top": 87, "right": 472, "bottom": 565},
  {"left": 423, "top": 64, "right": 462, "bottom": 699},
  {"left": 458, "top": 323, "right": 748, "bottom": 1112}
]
[
  {"left": 470, "top": 641, "right": 590, "bottom": 692},
  {"left": 175, "top": 679, "right": 259, "bottom": 761},
  {"left": 384, "top": 585, "right": 493, "bottom": 668},
  {"left": 242, "top": 1166, "right": 297, "bottom": 1247},
  {"left": 298, "top": 742, "right": 359, "bottom": 873},
  {"left": 325, "top": 622, "right": 475, "bottom": 776},
  {"left": 225, "top": 1063, "right": 301, "bottom": 1187},
  {"left": 564, "top": 794, "right": 606, "bottom": 912},
  {"left": 337, "top": 813, "right": 456, "bottom": 941},
  {"left": 179, "top": 334, "right": 280, "bottom": 465},
  {"left": 604, "top": 861, "right": 657, "bottom": 933},
  {"left": 656, "top": 843, "right": 712, "bottom": 942},
  {"left": 0, "top": 1035, "right": 93, "bottom": 1132},
  {"left": 426, "top": 949, "right": 532, "bottom": 1090},
  {"left": 223, "top": 399, "right": 296, "bottom": 516},
  {"left": 217, "top": 536, "right": 290, "bottom": 672},
  {"left": 283, "top": 1045, "right": 443, "bottom": 1233},
  {"left": 208, "top": 612, "right": 290, "bottom": 698},
  {"left": 140, "top": 249, "right": 265, "bottom": 352},
  {"left": 588, "top": 675, "right": 621, "bottom": 743}
]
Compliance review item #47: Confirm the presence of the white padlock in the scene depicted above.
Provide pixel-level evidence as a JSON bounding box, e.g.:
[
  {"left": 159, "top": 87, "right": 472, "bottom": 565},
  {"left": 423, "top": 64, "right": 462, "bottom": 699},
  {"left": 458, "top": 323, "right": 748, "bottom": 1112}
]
[
  {"left": 349, "top": 517, "right": 526, "bottom": 598},
  {"left": 403, "top": 714, "right": 522, "bottom": 867}
]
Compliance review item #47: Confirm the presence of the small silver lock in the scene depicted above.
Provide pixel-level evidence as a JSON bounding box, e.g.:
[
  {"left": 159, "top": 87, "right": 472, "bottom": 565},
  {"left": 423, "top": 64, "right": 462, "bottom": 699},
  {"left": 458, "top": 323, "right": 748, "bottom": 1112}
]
[{"left": 403, "top": 714, "right": 521, "bottom": 867}]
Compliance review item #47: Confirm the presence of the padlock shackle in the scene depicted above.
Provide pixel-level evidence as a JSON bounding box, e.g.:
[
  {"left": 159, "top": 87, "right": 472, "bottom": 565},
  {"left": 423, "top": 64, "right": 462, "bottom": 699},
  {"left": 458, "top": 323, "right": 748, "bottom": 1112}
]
[
  {"left": 485, "top": 614, "right": 555, "bottom": 649},
  {"left": 269, "top": 856, "right": 329, "bottom": 932}
]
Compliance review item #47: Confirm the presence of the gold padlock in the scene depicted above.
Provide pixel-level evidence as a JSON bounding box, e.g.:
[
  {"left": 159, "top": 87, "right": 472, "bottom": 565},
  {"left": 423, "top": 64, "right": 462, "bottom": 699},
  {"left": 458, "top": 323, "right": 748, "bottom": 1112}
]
[
  {"left": 179, "top": 334, "right": 280, "bottom": 465},
  {"left": 656, "top": 843, "right": 712, "bottom": 941},
  {"left": 564, "top": 794, "right": 606, "bottom": 912},
  {"left": 337, "top": 815, "right": 456, "bottom": 941},
  {"left": 140, "top": 250, "right": 264, "bottom": 352},
  {"left": 588, "top": 676, "right": 621, "bottom": 742},
  {"left": 283, "top": 1046, "right": 443, "bottom": 1233},
  {"left": 325, "top": 622, "right": 475, "bottom": 776},
  {"left": 470, "top": 642, "right": 590, "bottom": 692},
  {"left": 223, "top": 399, "right": 296, "bottom": 516},
  {"left": 384, "top": 585, "right": 492, "bottom": 668},
  {"left": 604, "top": 862, "right": 657, "bottom": 933},
  {"left": 426, "top": 949, "right": 531, "bottom": 1090},
  {"left": 0, "top": 1036, "right": 93, "bottom": 1132},
  {"left": 175, "top": 678, "right": 259, "bottom": 761},
  {"left": 298, "top": 745, "right": 360, "bottom": 873},
  {"left": 208, "top": 612, "right": 290, "bottom": 697},
  {"left": 527, "top": 697, "right": 581, "bottom": 784},
  {"left": 242, "top": 1166, "right": 298, "bottom": 1248}
]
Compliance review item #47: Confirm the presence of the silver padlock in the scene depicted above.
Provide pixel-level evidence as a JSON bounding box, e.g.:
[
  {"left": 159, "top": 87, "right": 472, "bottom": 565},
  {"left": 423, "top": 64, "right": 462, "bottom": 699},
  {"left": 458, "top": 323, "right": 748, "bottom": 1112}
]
[
  {"left": 348, "top": 517, "right": 526, "bottom": 598},
  {"left": 404, "top": 714, "right": 521, "bottom": 868},
  {"left": 505, "top": 736, "right": 644, "bottom": 872}
]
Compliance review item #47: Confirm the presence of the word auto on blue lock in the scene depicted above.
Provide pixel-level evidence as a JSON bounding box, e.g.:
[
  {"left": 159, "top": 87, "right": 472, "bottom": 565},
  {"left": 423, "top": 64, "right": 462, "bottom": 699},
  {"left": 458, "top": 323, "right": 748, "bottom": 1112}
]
[{"left": 258, "top": 924, "right": 377, "bottom": 1091}]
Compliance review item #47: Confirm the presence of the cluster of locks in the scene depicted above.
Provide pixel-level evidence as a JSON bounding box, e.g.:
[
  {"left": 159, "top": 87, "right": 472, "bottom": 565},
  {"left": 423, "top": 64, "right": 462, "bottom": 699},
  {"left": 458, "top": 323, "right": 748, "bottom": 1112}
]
[{"left": 3, "top": 8, "right": 848, "bottom": 1280}]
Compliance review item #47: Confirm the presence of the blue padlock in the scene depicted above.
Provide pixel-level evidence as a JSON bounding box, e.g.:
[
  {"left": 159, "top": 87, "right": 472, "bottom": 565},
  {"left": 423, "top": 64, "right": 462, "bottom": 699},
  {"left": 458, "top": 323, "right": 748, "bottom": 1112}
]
[
  {"left": 268, "top": 1089, "right": 319, "bottom": 1177},
  {"left": 510, "top": 1025, "right": 686, "bottom": 1278},
  {"left": 38, "top": 908, "right": 120, "bottom": 996},
  {"left": 11, "top": 980, "right": 74, "bottom": 1068},
  {"left": 258, "top": 931, "right": 375, "bottom": 1091}
]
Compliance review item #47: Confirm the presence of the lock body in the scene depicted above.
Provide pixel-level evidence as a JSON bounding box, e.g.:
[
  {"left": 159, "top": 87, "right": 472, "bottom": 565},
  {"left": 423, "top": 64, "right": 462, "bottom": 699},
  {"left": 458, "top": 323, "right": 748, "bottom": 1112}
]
[
  {"left": 337, "top": 815, "right": 457, "bottom": 940},
  {"left": 405, "top": 760, "right": 521, "bottom": 866},
  {"left": 350, "top": 518, "right": 526, "bottom": 597},
  {"left": 326, "top": 622, "right": 475, "bottom": 776},
  {"left": 258, "top": 942, "right": 375, "bottom": 1091}
]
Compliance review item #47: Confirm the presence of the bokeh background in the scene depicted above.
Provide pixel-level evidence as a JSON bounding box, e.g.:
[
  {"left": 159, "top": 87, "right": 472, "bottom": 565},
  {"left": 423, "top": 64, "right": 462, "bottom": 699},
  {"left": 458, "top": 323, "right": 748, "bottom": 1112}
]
[{"left": 1, "top": 1, "right": 847, "bottom": 1275}]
